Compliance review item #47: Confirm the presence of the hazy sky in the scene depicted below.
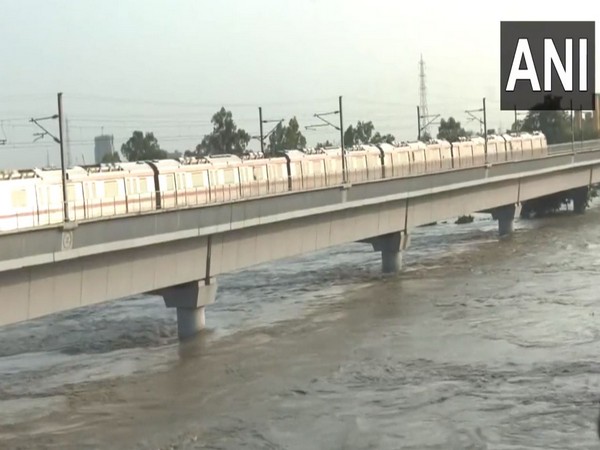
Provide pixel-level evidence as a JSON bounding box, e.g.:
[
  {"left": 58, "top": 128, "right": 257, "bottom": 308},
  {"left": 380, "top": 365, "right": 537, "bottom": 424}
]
[{"left": 0, "top": 0, "right": 598, "bottom": 169}]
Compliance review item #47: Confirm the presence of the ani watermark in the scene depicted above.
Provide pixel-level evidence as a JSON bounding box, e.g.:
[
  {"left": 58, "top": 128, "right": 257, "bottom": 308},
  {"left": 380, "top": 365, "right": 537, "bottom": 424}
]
[{"left": 500, "top": 21, "right": 595, "bottom": 111}]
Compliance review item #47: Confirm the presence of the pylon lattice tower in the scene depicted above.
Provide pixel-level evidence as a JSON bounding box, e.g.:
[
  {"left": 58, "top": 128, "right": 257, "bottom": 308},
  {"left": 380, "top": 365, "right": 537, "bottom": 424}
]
[{"left": 419, "top": 54, "right": 430, "bottom": 136}]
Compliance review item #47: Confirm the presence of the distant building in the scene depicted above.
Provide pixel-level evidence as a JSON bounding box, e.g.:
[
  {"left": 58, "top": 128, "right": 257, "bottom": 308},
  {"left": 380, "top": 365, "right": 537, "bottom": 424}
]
[{"left": 94, "top": 135, "right": 114, "bottom": 164}]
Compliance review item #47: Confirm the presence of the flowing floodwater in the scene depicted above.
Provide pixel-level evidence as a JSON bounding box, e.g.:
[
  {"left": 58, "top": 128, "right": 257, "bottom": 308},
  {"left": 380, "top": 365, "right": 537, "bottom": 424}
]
[{"left": 1, "top": 201, "right": 600, "bottom": 449}]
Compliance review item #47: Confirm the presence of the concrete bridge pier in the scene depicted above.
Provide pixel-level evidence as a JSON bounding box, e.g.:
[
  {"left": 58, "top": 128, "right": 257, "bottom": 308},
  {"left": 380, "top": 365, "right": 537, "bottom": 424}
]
[
  {"left": 491, "top": 204, "right": 516, "bottom": 237},
  {"left": 367, "top": 231, "right": 410, "bottom": 274},
  {"left": 572, "top": 186, "right": 589, "bottom": 214},
  {"left": 152, "top": 278, "right": 218, "bottom": 340}
]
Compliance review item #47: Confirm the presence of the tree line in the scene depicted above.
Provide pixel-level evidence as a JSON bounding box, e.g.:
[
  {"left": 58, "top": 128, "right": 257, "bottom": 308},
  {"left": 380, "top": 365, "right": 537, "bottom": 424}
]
[
  {"left": 102, "top": 106, "right": 399, "bottom": 163},
  {"left": 103, "top": 106, "right": 600, "bottom": 163}
]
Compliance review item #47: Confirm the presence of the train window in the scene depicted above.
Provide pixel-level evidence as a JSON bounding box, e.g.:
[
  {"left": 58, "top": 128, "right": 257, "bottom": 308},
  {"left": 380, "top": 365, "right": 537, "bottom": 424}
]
[
  {"left": 140, "top": 178, "right": 148, "bottom": 193},
  {"left": 67, "top": 184, "right": 76, "bottom": 201},
  {"left": 223, "top": 169, "right": 236, "bottom": 185},
  {"left": 11, "top": 189, "right": 28, "bottom": 208},
  {"left": 165, "top": 175, "right": 175, "bottom": 191},
  {"left": 105, "top": 180, "right": 118, "bottom": 198},
  {"left": 191, "top": 172, "right": 205, "bottom": 187},
  {"left": 254, "top": 166, "right": 265, "bottom": 181}
]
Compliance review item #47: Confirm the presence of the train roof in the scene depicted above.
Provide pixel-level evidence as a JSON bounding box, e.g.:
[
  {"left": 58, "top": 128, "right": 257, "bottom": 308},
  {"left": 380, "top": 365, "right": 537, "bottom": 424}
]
[
  {"left": 348, "top": 144, "right": 381, "bottom": 154},
  {"left": 0, "top": 168, "right": 39, "bottom": 180},
  {"left": 205, "top": 154, "right": 242, "bottom": 166}
]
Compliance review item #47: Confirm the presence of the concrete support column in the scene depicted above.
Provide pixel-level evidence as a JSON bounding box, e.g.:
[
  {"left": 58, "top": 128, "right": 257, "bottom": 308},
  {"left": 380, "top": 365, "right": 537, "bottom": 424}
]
[
  {"left": 368, "top": 231, "right": 410, "bottom": 274},
  {"left": 491, "top": 204, "right": 516, "bottom": 237},
  {"left": 153, "top": 278, "right": 217, "bottom": 340},
  {"left": 572, "top": 186, "right": 589, "bottom": 214}
]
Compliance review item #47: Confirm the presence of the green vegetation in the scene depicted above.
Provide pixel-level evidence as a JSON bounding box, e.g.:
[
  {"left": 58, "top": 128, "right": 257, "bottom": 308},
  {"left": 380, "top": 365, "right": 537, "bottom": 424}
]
[
  {"left": 436, "top": 117, "right": 472, "bottom": 143},
  {"left": 197, "top": 107, "right": 251, "bottom": 156},
  {"left": 120, "top": 131, "right": 167, "bottom": 161},
  {"left": 101, "top": 151, "right": 121, "bottom": 163},
  {"left": 343, "top": 121, "right": 395, "bottom": 147},
  {"left": 114, "top": 100, "right": 598, "bottom": 160},
  {"left": 268, "top": 117, "right": 306, "bottom": 153}
]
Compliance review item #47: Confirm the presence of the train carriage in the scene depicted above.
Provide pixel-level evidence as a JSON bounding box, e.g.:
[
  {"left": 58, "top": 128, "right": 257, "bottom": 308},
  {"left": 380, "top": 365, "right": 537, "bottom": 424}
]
[
  {"left": 174, "top": 157, "right": 212, "bottom": 206},
  {"left": 531, "top": 131, "right": 547, "bottom": 158},
  {"left": 519, "top": 132, "right": 536, "bottom": 159},
  {"left": 320, "top": 148, "right": 345, "bottom": 186},
  {"left": 113, "top": 162, "right": 156, "bottom": 213},
  {"left": 284, "top": 149, "right": 328, "bottom": 191},
  {"left": 424, "top": 139, "right": 453, "bottom": 171},
  {"left": 68, "top": 165, "right": 128, "bottom": 219},
  {"left": 451, "top": 139, "right": 475, "bottom": 168},
  {"left": 205, "top": 154, "right": 243, "bottom": 203},
  {"left": 406, "top": 141, "right": 427, "bottom": 175},
  {"left": 485, "top": 135, "right": 507, "bottom": 163},
  {"left": 238, "top": 151, "right": 288, "bottom": 198},
  {"left": 504, "top": 134, "right": 524, "bottom": 161},
  {"left": 0, "top": 169, "right": 42, "bottom": 231},
  {"left": 345, "top": 145, "right": 383, "bottom": 183},
  {"left": 470, "top": 137, "right": 486, "bottom": 166},
  {"left": 379, "top": 143, "right": 411, "bottom": 178}
]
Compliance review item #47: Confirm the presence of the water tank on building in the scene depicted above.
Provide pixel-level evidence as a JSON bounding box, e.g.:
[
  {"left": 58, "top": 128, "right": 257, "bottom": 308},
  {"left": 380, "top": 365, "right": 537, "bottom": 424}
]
[{"left": 94, "top": 135, "right": 114, "bottom": 163}]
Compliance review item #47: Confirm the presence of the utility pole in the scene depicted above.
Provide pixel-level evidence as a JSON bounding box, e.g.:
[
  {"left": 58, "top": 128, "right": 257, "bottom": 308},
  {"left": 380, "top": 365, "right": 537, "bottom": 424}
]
[
  {"left": 57, "top": 93, "right": 69, "bottom": 221},
  {"left": 305, "top": 96, "right": 347, "bottom": 183},
  {"left": 30, "top": 92, "right": 69, "bottom": 222},
  {"left": 255, "top": 107, "right": 283, "bottom": 155},
  {"left": 514, "top": 106, "right": 518, "bottom": 132},
  {"left": 417, "top": 106, "right": 421, "bottom": 140},
  {"left": 483, "top": 97, "right": 488, "bottom": 163},
  {"left": 465, "top": 97, "right": 488, "bottom": 162},
  {"left": 339, "top": 95, "right": 347, "bottom": 183},
  {"left": 258, "top": 107, "right": 264, "bottom": 154},
  {"left": 416, "top": 105, "right": 439, "bottom": 141}
]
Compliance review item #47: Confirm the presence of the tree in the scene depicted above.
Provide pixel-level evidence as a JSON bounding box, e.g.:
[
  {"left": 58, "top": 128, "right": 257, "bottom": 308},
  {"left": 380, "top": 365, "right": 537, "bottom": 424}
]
[
  {"left": 420, "top": 131, "right": 432, "bottom": 142},
  {"left": 315, "top": 140, "right": 333, "bottom": 149},
  {"left": 101, "top": 151, "right": 121, "bottom": 163},
  {"left": 343, "top": 121, "right": 395, "bottom": 147},
  {"left": 268, "top": 117, "right": 307, "bottom": 152},
  {"left": 520, "top": 110, "right": 570, "bottom": 144},
  {"left": 198, "top": 107, "right": 250, "bottom": 156},
  {"left": 120, "top": 131, "right": 168, "bottom": 161},
  {"left": 370, "top": 132, "right": 396, "bottom": 145},
  {"left": 436, "top": 117, "right": 469, "bottom": 143}
]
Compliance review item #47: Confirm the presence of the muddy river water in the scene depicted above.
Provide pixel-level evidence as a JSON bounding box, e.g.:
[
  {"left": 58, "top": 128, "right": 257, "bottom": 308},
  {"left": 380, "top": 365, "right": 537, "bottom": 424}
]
[{"left": 1, "top": 201, "right": 600, "bottom": 449}]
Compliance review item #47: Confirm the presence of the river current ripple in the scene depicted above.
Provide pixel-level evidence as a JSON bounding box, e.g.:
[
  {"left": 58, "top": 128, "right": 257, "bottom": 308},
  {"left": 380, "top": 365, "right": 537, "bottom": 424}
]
[{"left": 1, "top": 202, "right": 600, "bottom": 449}]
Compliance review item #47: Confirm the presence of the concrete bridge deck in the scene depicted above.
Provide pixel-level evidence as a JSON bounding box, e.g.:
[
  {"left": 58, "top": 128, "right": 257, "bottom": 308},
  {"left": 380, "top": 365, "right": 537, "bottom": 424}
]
[{"left": 2, "top": 144, "right": 600, "bottom": 338}]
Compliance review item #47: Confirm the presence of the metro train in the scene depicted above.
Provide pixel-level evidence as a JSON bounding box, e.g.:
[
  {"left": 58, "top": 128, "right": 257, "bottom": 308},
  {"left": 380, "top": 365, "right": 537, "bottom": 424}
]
[{"left": 0, "top": 131, "right": 547, "bottom": 232}]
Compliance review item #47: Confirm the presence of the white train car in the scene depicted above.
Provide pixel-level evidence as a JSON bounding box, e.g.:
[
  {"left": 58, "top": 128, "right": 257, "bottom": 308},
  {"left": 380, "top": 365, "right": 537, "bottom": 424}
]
[
  {"left": 345, "top": 145, "right": 382, "bottom": 183},
  {"left": 531, "top": 131, "right": 548, "bottom": 158},
  {"left": 503, "top": 133, "right": 524, "bottom": 161},
  {"left": 68, "top": 164, "right": 128, "bottom": 220},
  {"left": 0, "top": 169, "right": 42, "bottom": 231},
  {"left": 118, "top": 161, "right": 159, "bottom": 213},
  {"left": 424, "top": 139, "right": 452, "bottom": 171},
  {"left": 405, "top": 141, "right": 427, "bottom": 175},
  {"left": 451, "top": 138, "right": 475, "bottom": 168},
  {"left": 485, "top": 135, "right": 508, "bottom": 163},
  {"left": 378, "top": 143, "right": 412, "bottom": 178},
  {"left": 320, "top": 148, "right": 345, "bottom": 186},
  {"left": 204, "top": 154, "right": 243, "bottom": 203},
  {"left": 168, "top": 157, "right": 212, "bottom": 207},
  {"left": 238, "top": 152, "right": 288, "bottom": 198},
  {"left": 284, "top": 149, "right": 329, "bottom": 191}
]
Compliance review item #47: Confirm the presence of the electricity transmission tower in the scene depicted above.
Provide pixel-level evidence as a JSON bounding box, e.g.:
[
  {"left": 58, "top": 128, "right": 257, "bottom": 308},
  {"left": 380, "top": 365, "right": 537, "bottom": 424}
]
[{"left": 417, "top": 54, "right": 439, "bottom": 140}]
